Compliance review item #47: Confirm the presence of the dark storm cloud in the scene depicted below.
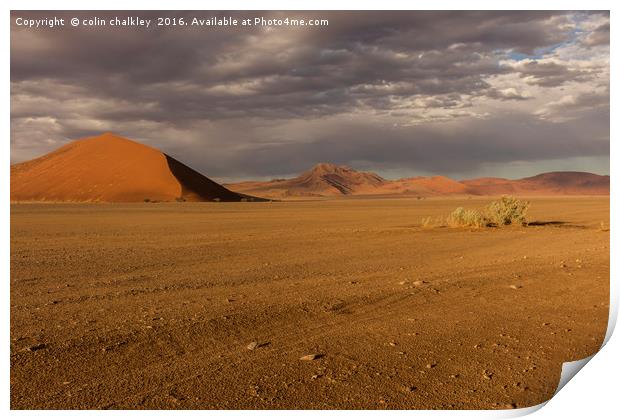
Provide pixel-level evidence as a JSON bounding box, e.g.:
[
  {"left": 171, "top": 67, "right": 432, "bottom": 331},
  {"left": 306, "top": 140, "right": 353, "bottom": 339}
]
[
  {"left": 9, "top": 11, "right": 575, "bottom": 120},
  {"left": 166, "top": 110, "right": 610, "bottom": 180},
  {"left": 511, "top": 61, "right": 594, "bottom": 87},
  {"left": 10, "top": 10, "right": 610, "bottom": 178}
]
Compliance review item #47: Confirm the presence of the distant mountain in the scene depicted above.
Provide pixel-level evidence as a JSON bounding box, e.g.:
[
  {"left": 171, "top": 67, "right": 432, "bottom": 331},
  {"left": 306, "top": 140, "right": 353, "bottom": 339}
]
[
  {"left": 462, "top": 172, "right": 610, "bottom": 196},
  {"left": 226, "top": 165, "right": 609, "bottom": 198},
  {"left": 11, "top": 133, "right": 263, "bottom": 202},
  {"left": 226, "top": 163, "right": 387, "bottom": 198}
]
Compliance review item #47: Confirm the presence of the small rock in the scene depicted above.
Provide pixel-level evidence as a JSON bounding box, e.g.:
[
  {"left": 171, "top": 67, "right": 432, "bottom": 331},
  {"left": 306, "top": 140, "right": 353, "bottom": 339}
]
[
  {"left": 509, "top": 284, "right": 522, "bottom": 290},
  {"left": 426, "top": 362, "right": 437, "bottom": 369},
  {"left": 402, "top": 386, "right": 417, "bottom": 392},
  {"left": 389, "top": 342, "right": 397, "bottom": 347},
  {"left": 398, "top": 281, "right": 408, "bottom": 285},
  {"left": 27, "top": 343, "right": 46, "bottom": 352},
  {"left": 412, "top": 280, "right": 427, "bottom": 287},
  {"left": 300, "top": 354, "right": 322, "bottom": 361},
  {"left": 247, "top": 342, "right": 258, "bottom": 350}
]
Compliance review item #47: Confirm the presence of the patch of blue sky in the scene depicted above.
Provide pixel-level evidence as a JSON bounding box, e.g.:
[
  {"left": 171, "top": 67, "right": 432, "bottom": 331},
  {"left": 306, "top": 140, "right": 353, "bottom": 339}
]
[{"left": 502, "top": 13, "right": 593, "bottom": 62}]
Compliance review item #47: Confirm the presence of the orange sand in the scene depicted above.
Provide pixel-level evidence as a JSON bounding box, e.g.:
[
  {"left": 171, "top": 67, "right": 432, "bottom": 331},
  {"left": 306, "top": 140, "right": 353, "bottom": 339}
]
[{"left": 11, "top": 133, "right": 255, "bottom": 202}]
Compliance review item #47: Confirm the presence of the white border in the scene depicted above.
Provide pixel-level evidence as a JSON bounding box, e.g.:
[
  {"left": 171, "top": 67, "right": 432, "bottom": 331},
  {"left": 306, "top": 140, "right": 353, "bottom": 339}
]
[
  {"left": 2, "top": 0, "right": 619, "bottom": 10},
  {"left": 2, "top": 1, "right": 616, "bottom": 419}
]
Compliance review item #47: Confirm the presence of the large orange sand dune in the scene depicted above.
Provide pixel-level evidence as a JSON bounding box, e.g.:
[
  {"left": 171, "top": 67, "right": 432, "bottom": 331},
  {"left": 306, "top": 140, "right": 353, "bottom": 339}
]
[{"left": 11, "top": 133, "right": 260, "bottom": 203}]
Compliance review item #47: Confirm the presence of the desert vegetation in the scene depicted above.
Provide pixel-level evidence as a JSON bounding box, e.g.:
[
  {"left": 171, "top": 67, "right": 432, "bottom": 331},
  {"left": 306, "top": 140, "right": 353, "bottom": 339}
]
[
  {"left": 423, "top": 196, "right": 530, "bottom": 228},
  {"left": 447, "top": 207, "right": 488, "bottom": 228},
  {"left": 486, "top": 196, "right": 531, "bottom": 226}
]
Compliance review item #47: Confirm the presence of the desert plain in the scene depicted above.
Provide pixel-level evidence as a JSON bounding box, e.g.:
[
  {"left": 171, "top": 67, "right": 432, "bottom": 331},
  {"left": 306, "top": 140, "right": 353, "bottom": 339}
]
[{"left": 10, "top": 196, "right": 609, "bottom": 409}]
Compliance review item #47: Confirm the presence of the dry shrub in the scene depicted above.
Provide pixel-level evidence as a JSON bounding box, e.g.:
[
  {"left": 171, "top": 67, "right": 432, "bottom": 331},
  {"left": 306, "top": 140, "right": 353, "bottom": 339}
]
[
  {"left": 446, "top": 207, "right": 488, "bottom": 228},
  {"left": 423, "top": 196, "right": 530, "bottom": 230},
  {"left": 486, "top": 196, "right": 530, "bottom": 226},
  {"left": 421, "top": 216, "right": 446, "bottom": 228},
  {"left": 444, "top": 196, "right": 530, "bottom": 228}
]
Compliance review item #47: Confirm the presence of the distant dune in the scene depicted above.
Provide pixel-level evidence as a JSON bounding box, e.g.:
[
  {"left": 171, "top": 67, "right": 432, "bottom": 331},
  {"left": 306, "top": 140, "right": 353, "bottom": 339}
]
[
  {"left": 10, "top": 133, "right": 262, "bottom": 203},
  {"left": 226, "top": 164, "right": 609, "bottom": 198},
  {"left": 228, "top": 163, "right": 387, "bottom": 198},
  {"left": 461, "top": 172, "right": 610, "bottom": 196}
]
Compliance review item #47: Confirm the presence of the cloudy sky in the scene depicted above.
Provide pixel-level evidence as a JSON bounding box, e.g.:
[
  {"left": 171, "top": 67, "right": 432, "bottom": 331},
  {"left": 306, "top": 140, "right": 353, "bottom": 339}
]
[{"left": 11, "top": 11, "right": 610, "bottom": 181}]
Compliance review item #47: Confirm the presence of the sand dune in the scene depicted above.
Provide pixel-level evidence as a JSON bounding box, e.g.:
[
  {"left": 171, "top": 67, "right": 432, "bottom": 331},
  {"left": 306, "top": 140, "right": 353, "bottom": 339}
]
[
  {"left": 11, "top": 133, "right": 261, "bottom": 203},
  {"left": 385, "top": 175, "right": 471, "bottom": 196},
  {"left": 461, "top": 172, "right": 610, "bottom": 196},
  {"left": 227, "top": 164, "right": 609, "bottom": 198}
]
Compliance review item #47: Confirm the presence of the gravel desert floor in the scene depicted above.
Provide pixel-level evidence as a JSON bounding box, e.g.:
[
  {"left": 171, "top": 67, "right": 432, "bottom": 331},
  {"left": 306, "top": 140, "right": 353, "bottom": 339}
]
[{"left": 10, "top": 197, "right": 609, "bottom": 409}]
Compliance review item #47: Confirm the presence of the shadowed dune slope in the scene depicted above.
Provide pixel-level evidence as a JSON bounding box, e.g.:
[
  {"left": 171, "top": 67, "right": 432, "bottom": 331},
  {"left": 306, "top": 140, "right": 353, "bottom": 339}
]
[
  {"left": 11, "top": 133, "right": 260, "bottom": 202},
  {"left": 164, "top": 154, "right": 257, "bottom": 202}
]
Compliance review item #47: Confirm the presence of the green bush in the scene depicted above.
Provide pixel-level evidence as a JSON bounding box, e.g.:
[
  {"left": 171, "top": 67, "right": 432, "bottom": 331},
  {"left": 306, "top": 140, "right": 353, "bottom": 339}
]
[{"left": 486, "top": 196, "right": 530, "bottom": 226}]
